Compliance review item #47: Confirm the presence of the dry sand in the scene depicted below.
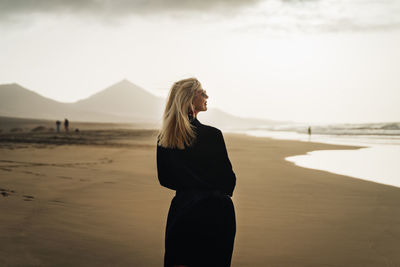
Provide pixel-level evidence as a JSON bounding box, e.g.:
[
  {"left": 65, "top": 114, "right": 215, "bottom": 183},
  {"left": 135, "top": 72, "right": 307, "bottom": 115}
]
[{"left": 0, "top": 129, "right": 399, "bottom": 267}]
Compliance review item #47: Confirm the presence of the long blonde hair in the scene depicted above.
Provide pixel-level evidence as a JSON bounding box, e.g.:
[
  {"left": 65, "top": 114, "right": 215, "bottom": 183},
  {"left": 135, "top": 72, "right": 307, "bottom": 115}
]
[{"left": 157, "top": 78, "right": 203, "bottom": 149}]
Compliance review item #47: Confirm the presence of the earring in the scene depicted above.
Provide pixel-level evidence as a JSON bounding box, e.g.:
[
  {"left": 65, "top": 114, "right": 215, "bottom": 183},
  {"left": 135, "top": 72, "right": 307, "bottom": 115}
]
[{"left": 188, "top": 109, "right": 194, "bottom": 121}]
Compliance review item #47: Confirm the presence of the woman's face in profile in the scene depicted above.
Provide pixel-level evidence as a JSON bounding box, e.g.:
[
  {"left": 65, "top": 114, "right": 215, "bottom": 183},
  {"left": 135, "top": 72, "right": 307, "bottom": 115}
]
[{"left": 192, "top": 89, "right": 208, "bottom": 112}]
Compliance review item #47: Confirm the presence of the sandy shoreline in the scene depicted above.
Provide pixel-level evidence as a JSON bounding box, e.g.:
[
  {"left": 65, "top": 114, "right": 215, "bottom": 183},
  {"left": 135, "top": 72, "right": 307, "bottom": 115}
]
[{"left": 1, "top": 130, "right": 399, "bottom": 266}]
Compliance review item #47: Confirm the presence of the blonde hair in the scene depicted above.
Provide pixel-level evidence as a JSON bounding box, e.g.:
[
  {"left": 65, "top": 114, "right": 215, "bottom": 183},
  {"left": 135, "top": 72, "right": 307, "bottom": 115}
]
[{"left": 157, "top": 77, "right": 203, "bottom": 149}]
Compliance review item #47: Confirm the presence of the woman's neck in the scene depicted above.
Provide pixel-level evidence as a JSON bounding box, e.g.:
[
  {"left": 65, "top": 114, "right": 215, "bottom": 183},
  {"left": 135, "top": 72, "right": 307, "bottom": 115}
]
[{"left": 189, "top": 109, "right": 199, "bottom": 118}]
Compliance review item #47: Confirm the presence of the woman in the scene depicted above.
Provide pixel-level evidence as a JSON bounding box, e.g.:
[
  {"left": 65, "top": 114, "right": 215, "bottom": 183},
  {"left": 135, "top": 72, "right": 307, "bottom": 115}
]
[{"left": 156, "top": 78, "right": 237, "bottom": 267}]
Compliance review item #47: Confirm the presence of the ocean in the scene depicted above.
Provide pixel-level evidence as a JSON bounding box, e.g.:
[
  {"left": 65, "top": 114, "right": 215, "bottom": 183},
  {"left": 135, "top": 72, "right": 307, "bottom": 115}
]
[{"left": 227, "top": 122, "right": 400, "bottom": 188}]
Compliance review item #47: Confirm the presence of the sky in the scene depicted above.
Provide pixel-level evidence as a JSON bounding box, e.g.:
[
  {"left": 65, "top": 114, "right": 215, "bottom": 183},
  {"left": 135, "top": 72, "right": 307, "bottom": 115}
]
[{"left": 0, "top": 0, "right": 399, "bottom": 124}]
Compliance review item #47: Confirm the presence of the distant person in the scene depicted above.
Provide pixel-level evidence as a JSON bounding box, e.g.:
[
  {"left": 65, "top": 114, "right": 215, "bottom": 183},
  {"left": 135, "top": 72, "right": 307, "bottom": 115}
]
[
  {"left": 64, "top": 119, "right": 69, "bottom": 132},
  {"left": 308, "top": 126, "right": 312, "bottom": 136},
  {"left": 56, "top": 120, "right": 61, "bottom": 133},
  {"left": 157, "top": 78, "right": 236, "bottom": 267}
]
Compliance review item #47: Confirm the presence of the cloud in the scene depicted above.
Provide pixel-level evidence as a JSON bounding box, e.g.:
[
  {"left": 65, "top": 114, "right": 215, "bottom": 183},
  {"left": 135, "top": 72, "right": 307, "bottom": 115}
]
[
  {"left": 1, "top": 0, "right": 399, "bottom": 33},
  {"left": 0, "top": 0, "right": 260, "bottom": 21},
  {"left": 233, "top": 0, "right": 400, "bottom": 33}
]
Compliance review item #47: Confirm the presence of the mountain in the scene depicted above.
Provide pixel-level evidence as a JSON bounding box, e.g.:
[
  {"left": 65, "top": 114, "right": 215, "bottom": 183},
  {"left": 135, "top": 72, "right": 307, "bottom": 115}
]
[
  {"left": 72, "top": 79, "right": 165, "bottom": 123},
  {"left": 0, "top": 80, "right": 280, "bottom": 129},
  {"left": 0, "top": 83, "right": 143, "bottom": 123},
  {"left": 0, "top": 83, "right": 73, "bottom": 119},
  {"left": 199, "top": 108, "right": 280, "bottom": 130}
]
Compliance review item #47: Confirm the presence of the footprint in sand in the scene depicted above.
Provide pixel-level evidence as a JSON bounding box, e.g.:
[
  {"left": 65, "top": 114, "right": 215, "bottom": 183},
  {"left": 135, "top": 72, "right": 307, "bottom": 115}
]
[
  {"left": 23, "top": 195, "right": 34, "bottom": 201},
  {"left": 58, "top": 176, "right": 73, "bottom": 180},
  {"left": 100, "top": 157, "right": 113, "bottom": 164},
  {"left": 23, "top": 171, "right": 44, "bottom": 177},
  {"left": 49, "top": 199, "right": 65, "bottom": 203},
  {"left": 0, "top": 188, "right": 16, "bottom": 197}
]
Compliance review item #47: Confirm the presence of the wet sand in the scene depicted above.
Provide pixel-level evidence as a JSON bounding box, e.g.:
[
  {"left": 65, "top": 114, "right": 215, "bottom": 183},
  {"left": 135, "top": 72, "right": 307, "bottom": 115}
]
[{"left": 0, "top": 129, "right": 399, "bottom": 266}]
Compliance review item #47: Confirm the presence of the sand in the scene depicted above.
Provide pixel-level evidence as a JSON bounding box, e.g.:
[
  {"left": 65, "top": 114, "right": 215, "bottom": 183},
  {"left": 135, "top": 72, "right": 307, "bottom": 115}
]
[{"left": 0, "top": 128, "right": 399, "bottom": 267}]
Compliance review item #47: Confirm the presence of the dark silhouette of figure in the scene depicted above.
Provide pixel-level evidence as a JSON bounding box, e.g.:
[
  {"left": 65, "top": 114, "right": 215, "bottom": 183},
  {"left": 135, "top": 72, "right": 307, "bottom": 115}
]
[
  {"left": 64, "top": 119, "right": 69, "bottom": 132},
  {"left": 157, "top": 116, "right": 236, "bottom": 267},
  {"left": 308, "top": 126, "right": 312, "bottom": 135},
  {"left": 56, "top": 120, "right": 61, "bottom": 133},
  {"left": 156, "top": 78, "right": 236, "bottom": 267}
]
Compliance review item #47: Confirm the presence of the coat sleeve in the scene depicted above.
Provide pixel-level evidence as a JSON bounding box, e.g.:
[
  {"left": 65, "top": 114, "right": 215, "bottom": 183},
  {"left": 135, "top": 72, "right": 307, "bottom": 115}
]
[
  {"left": 210, "top": 130, "right": 236, "bottom": 197},
  {"left": 218, "top": 131, "right": 236, "bottom": 196},
  {"left": 156, "top": 145, "right": 214, "bottom": 191}
]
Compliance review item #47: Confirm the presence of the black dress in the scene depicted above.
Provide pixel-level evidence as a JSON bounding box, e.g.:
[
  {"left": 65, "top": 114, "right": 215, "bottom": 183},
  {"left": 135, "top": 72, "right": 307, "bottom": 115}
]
[{"left": 156, "top": 116, "right": 237, "bottom": 267}]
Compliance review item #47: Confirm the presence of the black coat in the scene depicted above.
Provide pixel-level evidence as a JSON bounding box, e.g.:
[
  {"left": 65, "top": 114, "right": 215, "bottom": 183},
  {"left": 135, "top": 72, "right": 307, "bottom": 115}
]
[{"left": 157, "top": 116, "right": 237, "bottom": 267}]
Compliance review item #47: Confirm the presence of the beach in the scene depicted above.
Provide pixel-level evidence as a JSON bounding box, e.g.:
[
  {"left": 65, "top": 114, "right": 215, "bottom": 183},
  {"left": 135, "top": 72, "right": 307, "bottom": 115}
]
[{"left": 1, "top": 128, "right": 399, "bottom": 266}]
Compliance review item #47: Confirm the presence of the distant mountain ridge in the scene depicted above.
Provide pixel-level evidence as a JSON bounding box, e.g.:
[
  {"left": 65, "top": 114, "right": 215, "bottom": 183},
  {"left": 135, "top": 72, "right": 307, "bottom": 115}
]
[
  {"left": 0, "top": 80, "right": 279, "bottom": 129},
  {"left": 0, "top": 82, "right": 145, "bottom": 123},
  {"left": 74, "top": 79, "right": 164, "bottom": 121}
]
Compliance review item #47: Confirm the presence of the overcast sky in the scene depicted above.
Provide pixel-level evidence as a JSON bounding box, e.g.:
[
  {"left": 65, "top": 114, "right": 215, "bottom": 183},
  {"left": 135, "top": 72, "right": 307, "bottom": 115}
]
[{"left": 1, "top": 0, "right": 399, "bottom": 123}]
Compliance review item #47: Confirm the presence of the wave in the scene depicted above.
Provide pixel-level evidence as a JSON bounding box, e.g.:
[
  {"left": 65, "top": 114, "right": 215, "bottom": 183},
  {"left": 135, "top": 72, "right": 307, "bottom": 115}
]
[{"left": 252, "top": 122, "right": 400, "bottom": 136}]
